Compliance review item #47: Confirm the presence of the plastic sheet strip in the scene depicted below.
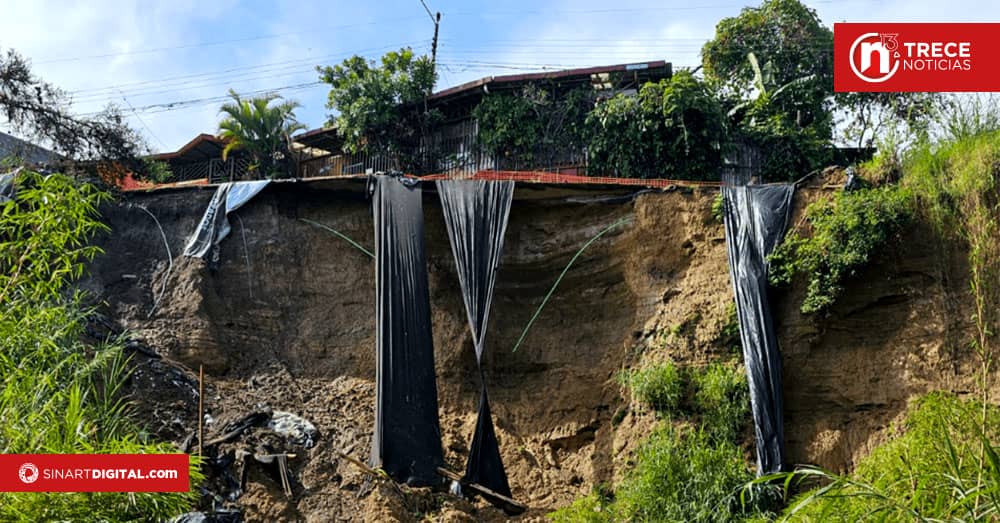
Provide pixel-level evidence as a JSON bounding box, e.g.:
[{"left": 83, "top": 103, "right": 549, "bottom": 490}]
[
  {"left": 722, "top": 179, "right": 794, "bottom": 475},
  {"left": 183, "top": 180, "right": 269, "bottom": 259},
  {"left": 370, "top": 175, "right": 444, "bottom": 486},
  {"left": 437, "top": 180, "right": 515, "bottom": 499}
]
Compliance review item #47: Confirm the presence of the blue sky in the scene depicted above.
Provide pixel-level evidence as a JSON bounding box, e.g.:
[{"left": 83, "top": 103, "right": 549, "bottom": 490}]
[{"left": 2, "top": 0, "right": 999, "bottom": 152}]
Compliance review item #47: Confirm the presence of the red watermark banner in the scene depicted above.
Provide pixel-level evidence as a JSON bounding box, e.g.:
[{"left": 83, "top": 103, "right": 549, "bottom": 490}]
[
  {"left": 0, "top": 454, "right": 189, "bottom": 492},
  {"left": 835, "top": 23, "right": 1000, "bottom": 92}
]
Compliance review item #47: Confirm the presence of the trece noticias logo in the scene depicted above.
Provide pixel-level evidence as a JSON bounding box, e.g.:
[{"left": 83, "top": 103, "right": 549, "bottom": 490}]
[{"left": 835, "top": 23, "right": 1000, "bottom": 92}]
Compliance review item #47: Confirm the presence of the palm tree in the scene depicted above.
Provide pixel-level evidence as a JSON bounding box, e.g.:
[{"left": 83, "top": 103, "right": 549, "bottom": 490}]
[{"left": 218, "top": 89, "right": 307, "bottom": 179}]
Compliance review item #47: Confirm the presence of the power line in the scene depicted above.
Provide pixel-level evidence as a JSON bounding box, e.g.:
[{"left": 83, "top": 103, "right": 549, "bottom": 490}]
[
  {"left": 117, "top": 89, "right": 168, "bottom": 150},
  {"left": 34, "top": 17, "right": 427, "bottom": 64},
  {"left": 69, "top": 41, "right": 432, "bottom": 108}
]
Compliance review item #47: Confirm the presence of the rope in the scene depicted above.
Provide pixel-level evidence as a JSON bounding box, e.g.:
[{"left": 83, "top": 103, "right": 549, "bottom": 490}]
[
  {"left": 133, "top": 205, "right": 173, "bottom": 318},
  {"left": 511, "top": 215, "right": 632, "bottom": 353},
  {"left": 299, "top": 218, "right": 375, "bottom": 259}
]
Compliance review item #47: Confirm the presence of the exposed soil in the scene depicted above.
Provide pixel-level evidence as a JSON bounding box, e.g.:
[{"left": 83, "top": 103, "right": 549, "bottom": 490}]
[{"left": 82, "top": 173, "right": 987, "bottom": 521}]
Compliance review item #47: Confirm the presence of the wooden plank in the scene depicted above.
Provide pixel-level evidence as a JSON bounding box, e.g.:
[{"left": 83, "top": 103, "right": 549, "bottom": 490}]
[{"left": 436, "top": 467, "right": 527, "bottom": 516}]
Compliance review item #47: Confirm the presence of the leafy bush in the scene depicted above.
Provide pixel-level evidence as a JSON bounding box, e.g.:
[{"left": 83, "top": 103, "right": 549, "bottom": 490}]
[
  {"left": 0, "top": 170, "right": 201, "bottom": 521},
  {"left": 619, "top": 361, "right": 684, "bottom": 415},
  {"left": 472, "top": 84, "right": 592, "bottom": 167},
  {"left": 774, "top": 393, "right": 1000, "bottom": 522},
  {"left": 767, "top": 184, "right": 913, "bottom": 314},
  {"left": 587, "top": 71, "right": 727, "bottom": 180},
  {"left": 615, "top": 427, "right": 763, "bottom": 522},
  {"left": 692, "top": 363, "right": 750, "bottom": 443}
]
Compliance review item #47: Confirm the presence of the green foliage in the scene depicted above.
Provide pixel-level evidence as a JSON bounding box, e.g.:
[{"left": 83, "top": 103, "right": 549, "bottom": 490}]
[
  {"left": 0, "top": 170, "right": 201, "bottom": 521},
  {"left": 703, "top": 0, "right": 834, "bottom": 181},
  {"left": 548, "top": 490, "right": 613, "bottom": 523},
  {"left": 560, "top": 362, "right": 761, "bottom": 522},
  {"left": 768, "top": 184, "right": 913, "bottom": 314},
  {"left": 692, "top": 363, "right": 749, "bottom": 443},
  {"left": 619, "top": 361, "right": 683, "bottom": 415},
  {"left": 218, "top": 89, "right": 306, "bottom": 179},
  {"left": 712, "top": 191, "right": 725, "bottom": 222},
  {"left": 472, "top": 85, "right": 592, "bottom": 167},
  {"left": 615, "top": 427, "right": 762, "bottom": 522},
  {"left": 837, "top": 92, "right": 939, "bottom": 150},
  {"left": 318, "top": 48, "right": 438, "bottom": 161},
  {"left": 139, "top": 158, "right": 173, "bottom": 183},
  {"left": 587, "top": 71, "right": 726, "bottom": 180},
  {"left": 771, "top": 393, "right": 1000, "bottom": 522},
  {"left": 716, "top": 302, "right": 742, "bottom": 353},
  {"left": 0, "top": 171, "right": 109, "bottom": 304}
]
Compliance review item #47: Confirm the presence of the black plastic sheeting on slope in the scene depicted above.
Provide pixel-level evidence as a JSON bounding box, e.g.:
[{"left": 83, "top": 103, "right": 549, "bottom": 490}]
[
  {"left": 722, "top": 176, "right": 795, "bottom": 476},
  {"left": 437, "top": 180, "right": 515, "bottom": 499},
  {"left": 370, "top": 175, "right": 444, "bottom": 486}
]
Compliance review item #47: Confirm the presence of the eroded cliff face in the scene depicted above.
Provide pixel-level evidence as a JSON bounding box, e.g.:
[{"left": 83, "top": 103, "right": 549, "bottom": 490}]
[{"left": 83, "top": 173, "right": 983, "bottom": 522}]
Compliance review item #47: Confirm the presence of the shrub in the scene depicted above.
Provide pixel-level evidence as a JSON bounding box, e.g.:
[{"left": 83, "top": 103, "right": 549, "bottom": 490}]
[
  {"left": 614, "top": 427, "right": 762, "bottom": 522},
  {"left": 587, "top": 71, "right": 726, "bottom": 180},
  {"left": 692, "top": 363, "right": 750, "bottom": 443},
  {"left": 0, "top": 170, "right": 201, "bottom": 521},
  {"left": 767, "top": 183, "right": 913, "bottom": 314},
  {"left": 619, "top": 361, "right": 684, "bottom": 415}
]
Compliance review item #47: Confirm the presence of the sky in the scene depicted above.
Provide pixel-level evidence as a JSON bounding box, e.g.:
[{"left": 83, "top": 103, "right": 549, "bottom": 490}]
[{"left": 2, "top": 0, "right": 999, "bottom": 153}]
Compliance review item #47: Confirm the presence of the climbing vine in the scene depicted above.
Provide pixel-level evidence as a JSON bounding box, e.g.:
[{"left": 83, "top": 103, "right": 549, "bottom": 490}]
[{"left": 767, "top": 182, "right": 913, "bottom": 314}]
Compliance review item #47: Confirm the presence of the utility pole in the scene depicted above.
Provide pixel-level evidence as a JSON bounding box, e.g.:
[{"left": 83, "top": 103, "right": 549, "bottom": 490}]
[
  {"left": 419, "top": 0, "right": 441, "bottom": 78},
  {"left": 431, "top": 12, "right": 441, "bottom": 68}
]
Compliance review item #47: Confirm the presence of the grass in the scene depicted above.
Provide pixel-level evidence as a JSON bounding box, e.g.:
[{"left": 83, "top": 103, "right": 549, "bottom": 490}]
[
  {"left": 619, "top": 361, "right": 684, "bottom": 415},
  {"left": 763, "top": 393, "right": 1000, "bottom": 522},
  {"left": 564, "top": 362, "right": 764, "bottom": 522}
]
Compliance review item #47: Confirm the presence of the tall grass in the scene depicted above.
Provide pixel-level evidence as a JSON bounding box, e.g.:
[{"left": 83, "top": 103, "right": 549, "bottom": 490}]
[
  {"left": 759, "top": 393, "right": 1000, "bottom": 522},
  {"left": 0, "top": 170, "right": 201, "bottom": 521}
]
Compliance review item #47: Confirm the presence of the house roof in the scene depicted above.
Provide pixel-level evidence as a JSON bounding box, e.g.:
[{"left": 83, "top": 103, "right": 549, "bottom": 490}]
[
  {"left": 293, "top": 127, "right": 343, "bottom": 153},
  {"left": 289, "top": 60, "right": 673, "bottom": 154},
  {"left": 428, "top": 60, "right": 672, "bottom": 106},
  {"left": 0, "top": 131, "right": 62, "bottom": 165},
  {"left": 149, "top": 133, "right": 227, "bottom": 163}
]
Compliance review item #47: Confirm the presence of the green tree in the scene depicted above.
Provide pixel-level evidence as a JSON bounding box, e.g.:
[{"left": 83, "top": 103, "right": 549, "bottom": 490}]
[
  {"left": 587, "top": 71, "right": 726, "bottom": 179},
  {"left": 0, "top": 48, "right": 150, "bottom": 180},
  {"left": 702, "top": 0, "right": 834, "bottom": 180},
  {"left": 217, "top": 89, "right": 306, "bottom": 179},
  {"left": 318, "top": 48, "right": 438, "bottom": 166}
]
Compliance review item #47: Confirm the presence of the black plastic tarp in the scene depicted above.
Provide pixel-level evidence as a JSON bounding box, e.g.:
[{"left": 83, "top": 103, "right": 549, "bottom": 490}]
[
  {"left": 370, "top": 175, "right": 444, "bottom": 486},
  {"left": 437, "top": 180, "right": 515, "bottom": 499},
  {"left": 722, "top": 179, "right": 794, "bottom": 475}
]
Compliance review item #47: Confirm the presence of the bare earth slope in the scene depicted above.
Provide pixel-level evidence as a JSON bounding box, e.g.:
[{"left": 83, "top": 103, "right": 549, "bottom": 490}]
[{"left": 82, "top": 172, "right": 982, "bottom": 522}]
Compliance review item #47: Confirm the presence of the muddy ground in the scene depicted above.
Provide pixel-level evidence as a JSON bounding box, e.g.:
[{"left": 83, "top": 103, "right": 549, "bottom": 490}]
[{"left": 83, "top": 171, "right": 985, "bottom": 521}]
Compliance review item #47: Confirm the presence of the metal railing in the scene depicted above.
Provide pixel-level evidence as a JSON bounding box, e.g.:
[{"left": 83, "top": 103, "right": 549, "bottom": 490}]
[{"left": 167, "top": 156, "right": 254, "bottom": 184}]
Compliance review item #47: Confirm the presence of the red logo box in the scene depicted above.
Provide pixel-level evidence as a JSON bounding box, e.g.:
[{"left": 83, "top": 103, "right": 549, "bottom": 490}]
[
  {"left": 0, "top": 454, "right": 190, "bottom": 492},
  {"left": 835, "top": 23, "right": 1000, "bottom": 92}
]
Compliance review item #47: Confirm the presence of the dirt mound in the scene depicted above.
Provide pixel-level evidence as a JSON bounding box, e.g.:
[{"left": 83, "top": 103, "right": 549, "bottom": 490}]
[{"left": 84, "top": 176, "right": 984, "bottom": 521}]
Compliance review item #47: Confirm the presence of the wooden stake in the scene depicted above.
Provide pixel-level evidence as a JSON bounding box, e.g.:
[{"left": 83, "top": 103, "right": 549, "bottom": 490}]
[{"left": 198, "top": 365, "right": 204, "bottom": 456}]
